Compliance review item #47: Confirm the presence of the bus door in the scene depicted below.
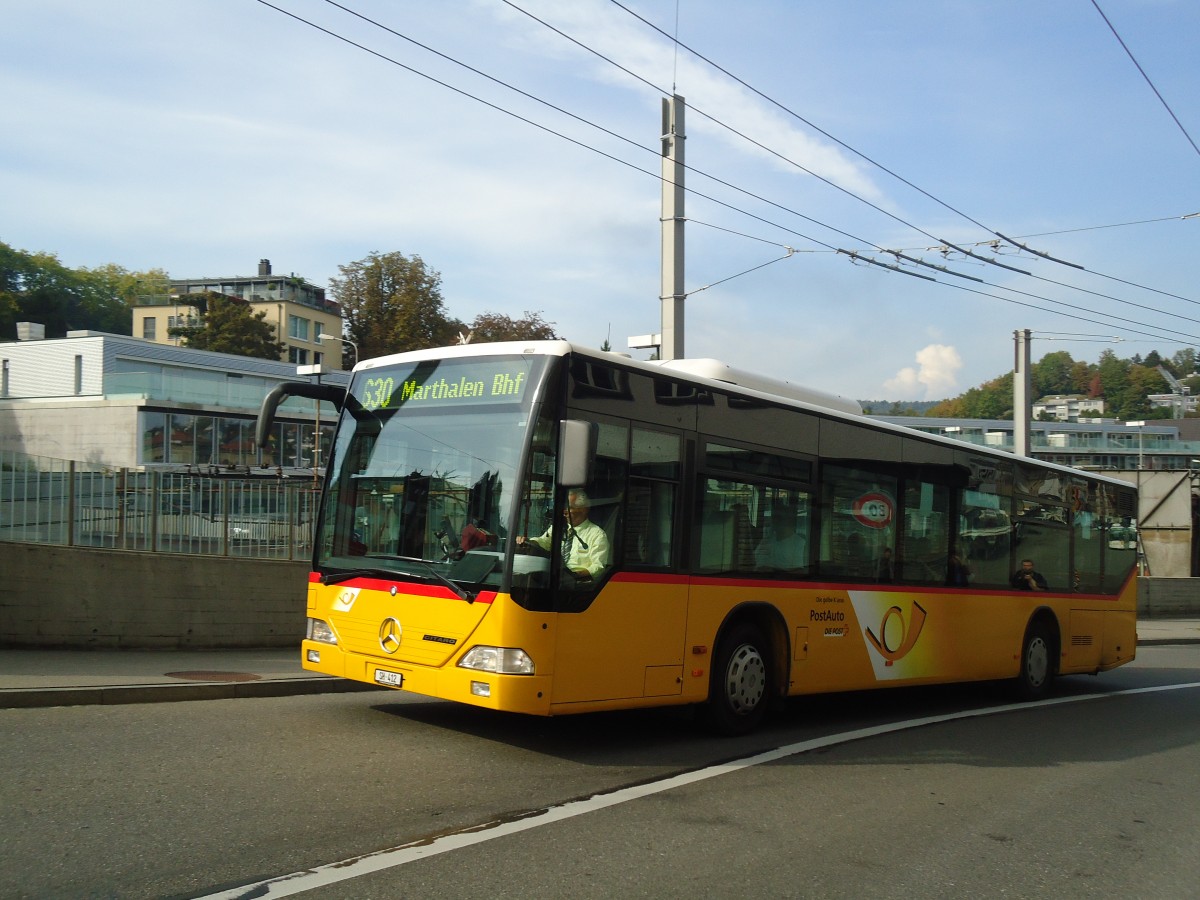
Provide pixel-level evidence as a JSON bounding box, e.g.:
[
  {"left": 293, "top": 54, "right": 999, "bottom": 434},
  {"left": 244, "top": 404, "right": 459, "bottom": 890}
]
[{"left": 551, "top": 423, "right": 688, "bottom": 705}]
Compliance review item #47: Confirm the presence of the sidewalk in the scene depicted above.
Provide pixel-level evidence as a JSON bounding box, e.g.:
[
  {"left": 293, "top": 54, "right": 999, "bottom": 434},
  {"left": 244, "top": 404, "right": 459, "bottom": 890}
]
[
  {"left": 2, "top": 620, "right": 1198, "bottom": 710},
  {"left": 0, "top": 647, "right": 381, "bottom": 709}
]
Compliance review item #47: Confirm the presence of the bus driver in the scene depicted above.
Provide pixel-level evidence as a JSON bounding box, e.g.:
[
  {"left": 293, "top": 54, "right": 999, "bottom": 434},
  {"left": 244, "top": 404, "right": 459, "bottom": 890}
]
[{"left": 517, "top": 488, "right": 610, "bottom": 580}]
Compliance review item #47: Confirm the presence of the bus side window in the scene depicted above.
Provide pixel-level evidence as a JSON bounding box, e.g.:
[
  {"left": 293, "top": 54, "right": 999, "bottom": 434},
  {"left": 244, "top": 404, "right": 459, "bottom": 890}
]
[{"left": 625, "top": 428, "right": 681, "bottom": 569}]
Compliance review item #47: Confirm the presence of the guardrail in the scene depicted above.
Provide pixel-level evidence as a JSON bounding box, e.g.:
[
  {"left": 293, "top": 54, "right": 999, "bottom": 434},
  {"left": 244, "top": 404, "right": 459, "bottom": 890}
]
[{"left": 0, "top": 450, "right": 319, "bottom": 560}]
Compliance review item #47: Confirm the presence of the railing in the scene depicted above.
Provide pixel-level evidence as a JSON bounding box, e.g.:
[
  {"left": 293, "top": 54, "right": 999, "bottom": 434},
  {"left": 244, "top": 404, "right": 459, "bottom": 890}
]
[{"left": 0, "top": 450, "right": 320, "bottom": 560}]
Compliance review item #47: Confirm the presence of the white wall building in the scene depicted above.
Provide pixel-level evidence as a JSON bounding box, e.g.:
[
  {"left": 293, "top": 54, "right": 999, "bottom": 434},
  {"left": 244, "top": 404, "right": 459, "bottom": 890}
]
[
  {"left": 0, "top": 331, "right": 346, "bottom": 471},
  {"left": 1031, "top": 394, "right": 1105, "bottom": 421}
]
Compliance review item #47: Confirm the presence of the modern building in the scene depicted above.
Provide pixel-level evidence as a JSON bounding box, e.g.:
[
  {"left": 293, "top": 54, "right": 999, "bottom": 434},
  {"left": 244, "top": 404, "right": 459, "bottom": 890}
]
[
  {"left": 1031, "top": 394, "right": 1105, "bottom": 421},
  {"left": 131, "top": 259, "right": 349, "bottom": 369},
  {"left": 0, "top": 330, "right": 346, "bottom": 472},
  {"left": 871, "top": 416, "right": 1200, "bottom": 472}
]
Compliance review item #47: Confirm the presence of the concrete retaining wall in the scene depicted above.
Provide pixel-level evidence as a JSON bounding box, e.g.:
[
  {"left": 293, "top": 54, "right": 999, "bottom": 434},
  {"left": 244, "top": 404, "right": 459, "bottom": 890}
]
[
  {"left": 1, "top": 542, "right": 1196, "bottom": 648},
  {"left": 0, "top": 542, "right": 308, "bottom": 648},
  {"left": 1138, "top": 577, "right": 1200, "bottom": 619}
]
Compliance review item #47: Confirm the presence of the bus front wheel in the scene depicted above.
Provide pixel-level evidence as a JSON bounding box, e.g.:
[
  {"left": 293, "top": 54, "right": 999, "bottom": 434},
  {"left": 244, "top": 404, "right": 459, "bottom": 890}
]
[
  {"left": 1015, "top": 620, "right": 1057, "bottom": 701},
  {"left": 706, "top": 622, "right": 772, "bottom": 735}
]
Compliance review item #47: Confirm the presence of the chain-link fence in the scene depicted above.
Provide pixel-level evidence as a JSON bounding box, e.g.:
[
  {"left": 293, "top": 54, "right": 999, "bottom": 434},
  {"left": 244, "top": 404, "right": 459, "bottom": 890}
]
[{"left": 0, "top": 450, "right": 319, "bottom": 560}]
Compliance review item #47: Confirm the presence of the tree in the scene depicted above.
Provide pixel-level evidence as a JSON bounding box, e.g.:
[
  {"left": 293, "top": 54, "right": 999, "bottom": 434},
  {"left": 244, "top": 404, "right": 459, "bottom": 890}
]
[
  {"left": 80, "top": 263, "right": 171, "bottom": 334},
  {"left": 1070, "top": 360, "right": 1096, "bottom": 395},
  {"left": 464, "top": 310, "right": 560, "bottom": 343},
  {"left": 1116, "top": 364, "right": 1167, "bottom": 419},
  {"left": 168, "top": 291, "right": 285, "bottom": 359},
  {"left": 1032, "top": 350, "right": 1075, "bottom": 398},
  {"left": 329, "top": 251, "right": 461, "bottom": 359},
  {"left": 1171, "top": 348, "right": 1197, "bottom": 377},
  {"left": 1096, "top": 349, "right": 1129, "bottom": 414},
  {"left": 0, "top": 241, "right": 166, "bottom": 339}
]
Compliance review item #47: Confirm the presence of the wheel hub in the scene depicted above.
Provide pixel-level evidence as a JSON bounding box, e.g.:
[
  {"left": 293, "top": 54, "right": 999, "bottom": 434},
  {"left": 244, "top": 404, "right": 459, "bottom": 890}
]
[{"left": 725, "top": 643, "right": 766, "bottom": 714}]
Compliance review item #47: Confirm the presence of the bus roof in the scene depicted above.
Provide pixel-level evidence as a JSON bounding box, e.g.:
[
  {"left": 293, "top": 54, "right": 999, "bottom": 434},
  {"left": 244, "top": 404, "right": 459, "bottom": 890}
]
[{"left": 352, "top": 340, "right": 1136, "bottom": 491}]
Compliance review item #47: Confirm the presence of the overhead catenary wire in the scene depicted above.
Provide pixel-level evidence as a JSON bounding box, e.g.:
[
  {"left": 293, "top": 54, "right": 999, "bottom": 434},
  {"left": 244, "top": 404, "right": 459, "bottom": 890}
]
[
  {"left": 508, "top": 0, "right": 1200, "bottom": 332},
  {"left": 254, "top": 0, "right": 1200, "bottom": 348},
  {"left": 507, "top": 0, "right": 1200, "bottom": 320},
  {"left": 1091, "top": 0, "right": 1200, "bottom": 161},
  {"left": 606, "top": 0, "right": 1200, "bottom": 297}
]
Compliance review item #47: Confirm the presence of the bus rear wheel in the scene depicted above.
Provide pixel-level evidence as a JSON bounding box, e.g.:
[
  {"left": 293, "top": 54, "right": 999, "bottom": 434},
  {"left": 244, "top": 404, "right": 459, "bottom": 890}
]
[
  {"left": 1015, "top": 620, "right": 1056, "bottom": 701},
  {"left": 706, "top": 622, "right": 772, "bottom": 735}
]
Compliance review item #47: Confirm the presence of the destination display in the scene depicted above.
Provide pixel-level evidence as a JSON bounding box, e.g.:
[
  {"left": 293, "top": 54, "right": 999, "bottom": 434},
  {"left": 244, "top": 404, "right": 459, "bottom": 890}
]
[{"left": 355, "top": 358, "right": 536, "bottom": 411}]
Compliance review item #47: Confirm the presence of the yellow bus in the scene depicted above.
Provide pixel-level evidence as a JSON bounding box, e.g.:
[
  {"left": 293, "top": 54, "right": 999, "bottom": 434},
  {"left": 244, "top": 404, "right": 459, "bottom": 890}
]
[{"left": 258, "top": 341, "right": 1138, "bottom": 734}]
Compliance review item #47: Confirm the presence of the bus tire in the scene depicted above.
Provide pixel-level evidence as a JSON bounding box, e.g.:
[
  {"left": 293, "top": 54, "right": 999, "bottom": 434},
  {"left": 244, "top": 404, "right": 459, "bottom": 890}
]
[
  {"left": 705, "top": 622, "right": 772, "bottom": 735},
  {"left": 1014, "top": 619, "right": 1056, "bottom": 701}
]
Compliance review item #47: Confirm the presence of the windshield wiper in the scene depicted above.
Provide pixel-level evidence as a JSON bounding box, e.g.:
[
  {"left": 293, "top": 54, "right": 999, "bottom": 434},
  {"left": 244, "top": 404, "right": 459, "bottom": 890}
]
[
  {"left": 319, "top": 567, "right": 402, "bottom": 586},
  {"left": 358, "top": 554, "right": 476, "bottom": 602}
]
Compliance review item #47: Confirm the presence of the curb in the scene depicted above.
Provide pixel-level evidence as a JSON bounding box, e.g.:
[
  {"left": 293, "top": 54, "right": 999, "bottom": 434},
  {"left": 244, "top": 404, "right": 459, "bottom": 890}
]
[{"left": 0, "top": 677, "right": 384, "bottom": 710}]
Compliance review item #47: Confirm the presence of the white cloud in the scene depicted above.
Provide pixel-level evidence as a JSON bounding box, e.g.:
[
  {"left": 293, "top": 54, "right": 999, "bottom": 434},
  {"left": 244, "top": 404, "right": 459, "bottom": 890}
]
[{"left": 884, "top": 344, "right": 962, "bottom": 400}]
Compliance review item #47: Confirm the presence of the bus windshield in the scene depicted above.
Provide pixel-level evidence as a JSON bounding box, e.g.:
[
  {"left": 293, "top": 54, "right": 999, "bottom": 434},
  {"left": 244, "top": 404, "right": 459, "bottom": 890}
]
[{"left": 315, "top": 353, "right": 552, "bottom": 593}]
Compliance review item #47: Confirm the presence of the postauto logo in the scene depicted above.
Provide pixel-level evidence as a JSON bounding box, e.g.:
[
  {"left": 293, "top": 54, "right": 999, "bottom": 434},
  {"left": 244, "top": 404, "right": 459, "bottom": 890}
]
[
  {"left": 864, "top": 601, "right": 927, "bottom": 666},
  {"left": 849, "top": 594, "right": 929, "bottom": 679}
]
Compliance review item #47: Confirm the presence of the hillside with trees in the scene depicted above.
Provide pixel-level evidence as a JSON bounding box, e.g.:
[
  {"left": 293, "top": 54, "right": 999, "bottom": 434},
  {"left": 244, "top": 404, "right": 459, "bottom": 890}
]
[{"left": 923, "top": 348, "right": 1197, "bottom": 420}]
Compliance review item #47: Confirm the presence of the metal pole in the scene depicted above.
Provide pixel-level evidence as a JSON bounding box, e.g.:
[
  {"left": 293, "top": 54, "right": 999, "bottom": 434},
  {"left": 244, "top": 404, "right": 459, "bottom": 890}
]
[
  {"left": 1013, "top": 329, "right": 1032, "bottom": 456},
  {"left": 660, "top": 95, "right": 686, "bottom": 361}
]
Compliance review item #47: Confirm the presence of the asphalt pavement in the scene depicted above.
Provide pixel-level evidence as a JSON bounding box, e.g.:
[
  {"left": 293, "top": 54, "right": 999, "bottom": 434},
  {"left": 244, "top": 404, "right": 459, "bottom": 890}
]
[{"left": 2, "top": 619, "right": 1198, "bottom": 710}]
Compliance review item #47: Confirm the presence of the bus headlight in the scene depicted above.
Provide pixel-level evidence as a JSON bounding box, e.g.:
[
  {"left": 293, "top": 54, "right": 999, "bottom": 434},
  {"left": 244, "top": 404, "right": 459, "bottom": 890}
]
[
  {"left": 306, "top": 617, "right": 338, "bottom": 645},
  {"left": 458, "top": 646, "right": 535, "bottom": 675}
]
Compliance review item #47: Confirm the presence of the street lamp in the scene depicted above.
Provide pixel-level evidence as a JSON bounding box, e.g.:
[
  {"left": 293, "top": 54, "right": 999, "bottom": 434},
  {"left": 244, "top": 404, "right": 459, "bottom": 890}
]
[{"left": 319, "top": 333, "right": 359, "bottom": 369}]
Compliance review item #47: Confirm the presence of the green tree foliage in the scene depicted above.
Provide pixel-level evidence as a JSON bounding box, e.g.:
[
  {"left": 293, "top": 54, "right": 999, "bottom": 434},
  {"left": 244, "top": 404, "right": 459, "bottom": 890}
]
[
  {"left": 465, "top": 310, "right": 559, "bottom": 343},
  {"left": 1069, "top": 360, "right": 1095, "bottom": 395},
  {"left": 928, "top": 373, "right": 1013, "bottom": 419},
  {"left": 1169, "top": 348, "right": 1197, "bottom": 377},
  {"left": 1032, "top": 350, "right": 1074, "bottom": 397},
  {"left": 926, "top": 347, "right": 1183, "bottom": 420},
  {"left": 1096, "top": 348, "right": 1129, "bottom": 407},
  {"left": 1118, "top": 364, "right": 1168, "bottom": 419},
  {"left": 168, "top": 291, "right": 285, "bottom": 359},
  {"left": 0, "top": 241, "right": 162, "bottom": 339},
  {"left": 329, "top": 251, "right": 462, "bottom": 359}
]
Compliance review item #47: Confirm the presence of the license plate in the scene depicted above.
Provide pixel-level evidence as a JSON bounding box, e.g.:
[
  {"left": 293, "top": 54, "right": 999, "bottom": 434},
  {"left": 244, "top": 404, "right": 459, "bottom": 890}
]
[{"left": 374, "top": 668, "right": 404, "bottom": 687}]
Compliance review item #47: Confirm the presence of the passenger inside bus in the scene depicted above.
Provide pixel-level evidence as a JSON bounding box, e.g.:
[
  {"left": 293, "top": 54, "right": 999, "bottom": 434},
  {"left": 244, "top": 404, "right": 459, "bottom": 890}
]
[{"left": 755, "top": 501, "right": 808, "bottom": 572}]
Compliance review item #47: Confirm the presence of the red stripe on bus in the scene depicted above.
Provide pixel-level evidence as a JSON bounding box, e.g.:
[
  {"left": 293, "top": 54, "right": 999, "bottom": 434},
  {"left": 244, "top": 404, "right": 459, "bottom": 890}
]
[{"left": 307, "top": 572, "right": 494, "bottom": 603}]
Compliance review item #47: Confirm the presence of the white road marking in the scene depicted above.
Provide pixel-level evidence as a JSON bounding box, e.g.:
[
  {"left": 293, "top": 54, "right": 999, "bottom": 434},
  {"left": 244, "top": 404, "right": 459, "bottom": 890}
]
[{"left": 200, "top": 681, "right": 1200, "bottom": 899}]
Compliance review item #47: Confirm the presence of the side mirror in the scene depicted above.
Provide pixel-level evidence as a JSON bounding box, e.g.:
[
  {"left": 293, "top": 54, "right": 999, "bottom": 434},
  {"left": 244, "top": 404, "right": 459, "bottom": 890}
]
[{"left": 557, "top": 420, "right": 597, "bottom": 487}]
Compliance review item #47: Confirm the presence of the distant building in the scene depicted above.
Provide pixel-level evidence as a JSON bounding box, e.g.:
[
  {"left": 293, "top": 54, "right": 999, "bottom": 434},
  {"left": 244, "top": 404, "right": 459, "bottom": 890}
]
[
  {"left": 871, "top": 416, "right": 1199, "bottom": 471},
  {"left": 0, "top": 331, "right": 345, "bottom": 472},
  {"left": 1148, "top": 392, "right": 1199, "bottom": 416},
  {"left": 131, "top": 259, "right": 347, "bottom": 369},
  {"left": 1031, "top": 394, "right": 1105, "bottom": 421}
]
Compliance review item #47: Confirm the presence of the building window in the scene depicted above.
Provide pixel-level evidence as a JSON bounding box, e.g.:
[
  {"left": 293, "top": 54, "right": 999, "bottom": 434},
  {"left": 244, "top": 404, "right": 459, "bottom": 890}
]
[
  {"left": 74, "top": 355, "right": 83, "bottom": 395},
  {"left": 288, "top": 347, "right": 309, "bottom": 365},
  {"left": 288, "top": 315, "right": 310, "bottom": 341},
  {"left": 141, "top": 411, "right": 166, "bottom": 464},
  {"left": 143, "top": 317, "right": 157, "bottom": 341},
  {"left": 1, "top": 359, "right": 8, "bottom": 398},
  {"left": 313, "top": 321, "right": 324, "bottom": 343}
]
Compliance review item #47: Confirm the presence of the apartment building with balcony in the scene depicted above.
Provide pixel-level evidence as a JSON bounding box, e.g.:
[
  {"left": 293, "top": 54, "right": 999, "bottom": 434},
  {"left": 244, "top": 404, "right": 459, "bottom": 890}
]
[{"left": 131, "top": 259, "right": 348, "bottom": 370}]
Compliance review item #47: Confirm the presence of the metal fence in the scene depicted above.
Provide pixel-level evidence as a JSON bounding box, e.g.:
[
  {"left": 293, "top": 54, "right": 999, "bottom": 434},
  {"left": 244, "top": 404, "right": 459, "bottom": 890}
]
[{"left": 0, "top": 450, "right": 320, "bottom": 560}]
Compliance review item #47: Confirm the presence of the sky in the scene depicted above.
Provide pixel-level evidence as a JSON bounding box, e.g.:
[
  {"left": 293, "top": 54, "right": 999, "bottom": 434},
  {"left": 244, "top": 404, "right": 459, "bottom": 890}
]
[{"left": 3, "top": 0, "right": 1200, "bottom": 401}]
